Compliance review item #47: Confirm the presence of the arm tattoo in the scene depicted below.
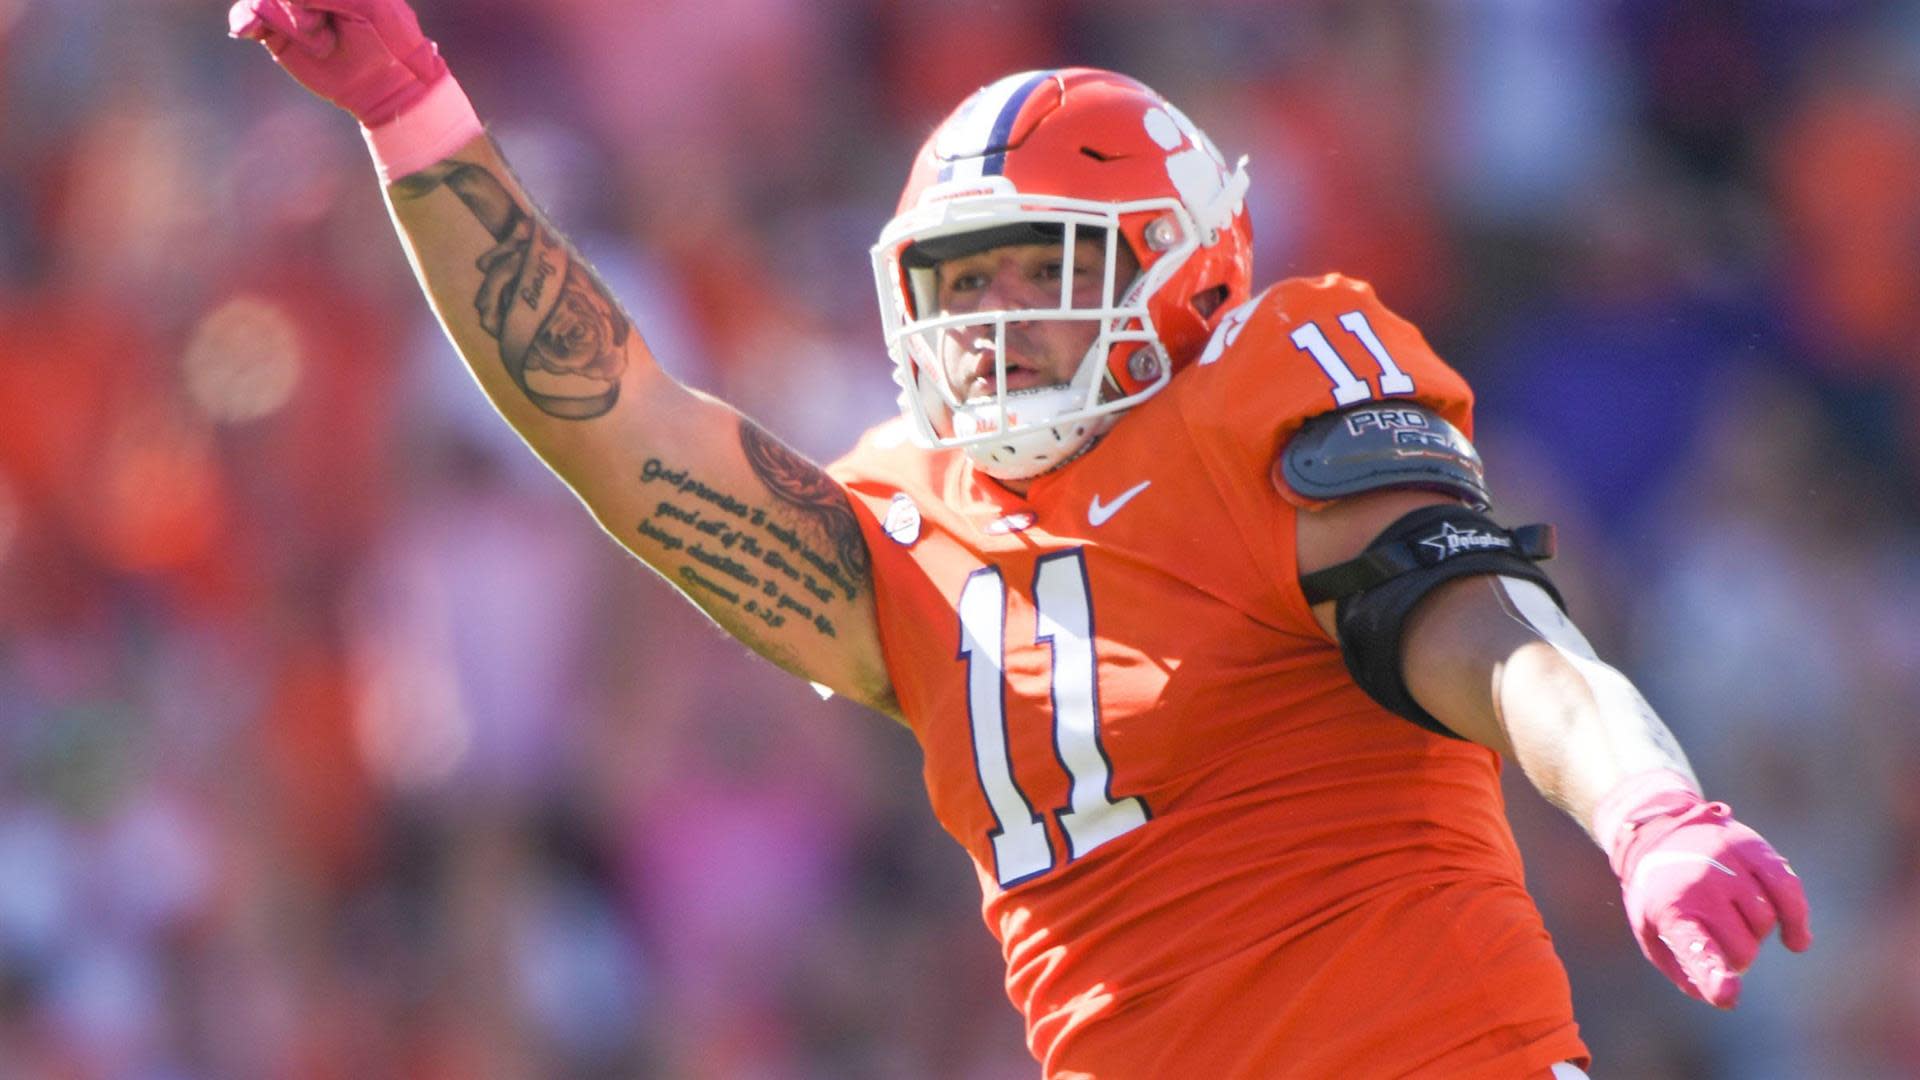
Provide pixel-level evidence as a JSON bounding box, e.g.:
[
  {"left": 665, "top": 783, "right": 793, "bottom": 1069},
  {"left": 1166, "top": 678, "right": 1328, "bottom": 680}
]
[
  {"left": 738, "top": 421, "right": 872, "bottom": 599},
  {"left": 394, "top": 161, "right": 630, "bottom": 420}
]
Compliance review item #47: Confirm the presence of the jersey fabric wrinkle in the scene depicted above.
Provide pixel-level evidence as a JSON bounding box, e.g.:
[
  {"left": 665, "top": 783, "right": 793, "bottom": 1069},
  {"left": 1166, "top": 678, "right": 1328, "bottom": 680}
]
[{"left": 828, "top": 274, "right": 1589, "bottom": 1078}]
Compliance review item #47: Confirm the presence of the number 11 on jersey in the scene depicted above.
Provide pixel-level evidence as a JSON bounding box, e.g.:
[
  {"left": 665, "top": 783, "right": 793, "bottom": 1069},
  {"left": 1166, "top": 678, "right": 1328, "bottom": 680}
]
[
  {"left": 1291, "top": 309, "right": 1415, "bottom": 406},
  {"left": 958, "top": 551, "right": 1150, "bottom": 886}
]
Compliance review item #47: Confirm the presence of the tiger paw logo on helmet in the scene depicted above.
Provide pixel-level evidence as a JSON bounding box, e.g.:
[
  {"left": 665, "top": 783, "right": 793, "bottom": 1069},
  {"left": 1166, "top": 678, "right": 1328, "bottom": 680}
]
[
  {"left": 871, "top": 68, "right": 1254, "bottom": 481},
  {"left": 1143, "top": 104, "right": 1240, "bottom": 246}
]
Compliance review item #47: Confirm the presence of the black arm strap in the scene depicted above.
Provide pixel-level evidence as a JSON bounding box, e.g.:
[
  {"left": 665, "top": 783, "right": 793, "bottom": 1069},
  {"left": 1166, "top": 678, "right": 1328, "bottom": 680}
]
[
  {"left": 1299, "top": 503, "right": 1564, "bottom": 738},
  {"left": 1300, "top": 516, "right": 1557, "bottom": 605}
]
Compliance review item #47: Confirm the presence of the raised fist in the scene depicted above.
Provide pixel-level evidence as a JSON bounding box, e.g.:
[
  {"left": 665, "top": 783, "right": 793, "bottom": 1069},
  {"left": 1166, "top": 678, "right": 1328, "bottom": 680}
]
[{"left": 228, "top": 0, "right": 448, "bottom": 127}]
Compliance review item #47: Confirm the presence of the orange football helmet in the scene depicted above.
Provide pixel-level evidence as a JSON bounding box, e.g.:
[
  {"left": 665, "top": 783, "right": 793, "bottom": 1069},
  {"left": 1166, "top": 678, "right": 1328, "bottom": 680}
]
[{"left": 871, "top": 68, "right": 1254, "bottom": 479}]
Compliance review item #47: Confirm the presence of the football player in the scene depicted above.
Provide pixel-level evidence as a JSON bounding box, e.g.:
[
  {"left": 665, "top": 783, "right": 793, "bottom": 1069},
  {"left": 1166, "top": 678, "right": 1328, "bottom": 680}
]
[{"left": 231, "top": 2, "right": 1813, "bottom": 1076}]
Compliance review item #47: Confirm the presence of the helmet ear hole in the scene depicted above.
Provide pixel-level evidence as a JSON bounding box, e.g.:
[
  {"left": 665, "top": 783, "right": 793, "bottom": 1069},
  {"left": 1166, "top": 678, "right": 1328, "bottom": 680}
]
[{"left": 1191, "top": 284, "right": 1230, "bottom": 320}]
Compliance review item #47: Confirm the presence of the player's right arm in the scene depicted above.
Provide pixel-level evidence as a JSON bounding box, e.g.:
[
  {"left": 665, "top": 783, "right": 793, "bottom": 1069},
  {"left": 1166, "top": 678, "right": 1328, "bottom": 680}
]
[{"left": 229, "top": 0, "right": 898, "bottom": 718}]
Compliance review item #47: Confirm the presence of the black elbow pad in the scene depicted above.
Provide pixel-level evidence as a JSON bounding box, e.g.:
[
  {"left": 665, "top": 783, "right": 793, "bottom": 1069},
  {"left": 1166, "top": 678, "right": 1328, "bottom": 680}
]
[{"left": 1300, "top": 504, "right": 1563, "bottom": 737}]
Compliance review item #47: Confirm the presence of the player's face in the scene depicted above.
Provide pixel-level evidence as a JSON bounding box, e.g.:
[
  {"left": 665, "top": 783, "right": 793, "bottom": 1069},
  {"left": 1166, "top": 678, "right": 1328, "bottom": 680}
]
[{"left": 932, "top": 238, "right": 1138, "bottom": 402}]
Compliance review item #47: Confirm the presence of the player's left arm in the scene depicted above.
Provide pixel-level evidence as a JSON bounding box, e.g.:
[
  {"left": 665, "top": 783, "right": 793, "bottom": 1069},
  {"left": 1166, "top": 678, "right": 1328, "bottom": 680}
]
[{"left": 1295, "top": 478, "right": 1813, "bottom": 1011}]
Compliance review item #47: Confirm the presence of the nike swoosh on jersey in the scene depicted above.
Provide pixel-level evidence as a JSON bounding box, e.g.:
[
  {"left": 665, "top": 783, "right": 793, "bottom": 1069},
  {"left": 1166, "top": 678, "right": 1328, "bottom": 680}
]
[{"left": 1088, "top": 480, "right": 1152, "bottom": 526}]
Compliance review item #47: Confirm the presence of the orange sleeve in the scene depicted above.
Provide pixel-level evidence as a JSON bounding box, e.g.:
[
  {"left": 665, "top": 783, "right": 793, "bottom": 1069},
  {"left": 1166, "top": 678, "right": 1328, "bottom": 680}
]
[
  {"left": 1170, "top": 272, "right": 1478, "bottom": 634},
  {"left": 1181, "top": 272, "right": 1475, "bottom": 478}
]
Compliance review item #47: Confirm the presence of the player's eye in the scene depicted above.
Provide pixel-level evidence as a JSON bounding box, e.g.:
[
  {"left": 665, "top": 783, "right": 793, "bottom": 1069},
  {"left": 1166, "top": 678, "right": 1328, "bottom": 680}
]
[
  {"left": 1069, "top": 252, "right": 1109, "bottom": 295},
  {"left": 937, "top": 268, "right": 990, "bottom": 308}
]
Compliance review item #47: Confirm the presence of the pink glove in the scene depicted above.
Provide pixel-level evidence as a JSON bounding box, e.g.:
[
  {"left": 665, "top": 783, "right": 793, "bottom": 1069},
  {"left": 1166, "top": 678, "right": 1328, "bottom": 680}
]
[
  {"left": 228, "top": 0, "right": 444, "bottom": 126},
  {"left": 1593, "top": 770, "right": 1813, "bottom": 1008},
  {"left": 229, "top": 0, "right": 482, "bottom": 181}
]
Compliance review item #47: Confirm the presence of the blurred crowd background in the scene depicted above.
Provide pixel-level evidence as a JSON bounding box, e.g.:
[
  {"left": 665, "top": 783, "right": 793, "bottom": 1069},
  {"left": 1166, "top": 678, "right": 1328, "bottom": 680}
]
[{"left": 2, "top": 0, "right": 1918, "bottom": 1077}]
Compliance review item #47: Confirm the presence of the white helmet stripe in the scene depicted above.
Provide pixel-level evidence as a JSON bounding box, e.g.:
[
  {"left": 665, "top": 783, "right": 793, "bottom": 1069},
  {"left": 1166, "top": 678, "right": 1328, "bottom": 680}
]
[{"left": 936, "top": 70, "right": 1054, "bottom": 183}]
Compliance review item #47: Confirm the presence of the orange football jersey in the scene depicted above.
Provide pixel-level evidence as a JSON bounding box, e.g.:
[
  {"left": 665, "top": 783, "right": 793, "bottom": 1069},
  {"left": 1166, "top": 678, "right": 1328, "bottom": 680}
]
[{"left": 828, "top": 274, "right": 1589, "bottom": 1078}]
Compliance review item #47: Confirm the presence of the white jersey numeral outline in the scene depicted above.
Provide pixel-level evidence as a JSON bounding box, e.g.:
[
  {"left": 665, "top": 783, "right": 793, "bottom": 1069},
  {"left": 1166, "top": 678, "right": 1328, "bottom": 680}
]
[
  {"left": 1289, "top": 309, "right": 1416, "bottom": 405},
  {"left": 958, "top": 550, "right": 1149, "bottom": 886}
]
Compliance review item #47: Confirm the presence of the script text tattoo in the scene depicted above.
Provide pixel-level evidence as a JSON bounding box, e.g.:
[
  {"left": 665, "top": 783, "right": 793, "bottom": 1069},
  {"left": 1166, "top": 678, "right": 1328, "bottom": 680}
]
[{"left": 636, "top": 453, "right": 858, "bottom": 639}]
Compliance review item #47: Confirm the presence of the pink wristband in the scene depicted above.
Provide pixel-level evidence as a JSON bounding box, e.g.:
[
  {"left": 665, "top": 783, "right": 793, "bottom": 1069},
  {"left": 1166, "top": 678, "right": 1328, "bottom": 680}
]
[
  {"left": 1589, "top": 768, "right": 1703, "bottom": 858},
  {"left": 361, "top": 76, "right": 484, "bottom": 185}
]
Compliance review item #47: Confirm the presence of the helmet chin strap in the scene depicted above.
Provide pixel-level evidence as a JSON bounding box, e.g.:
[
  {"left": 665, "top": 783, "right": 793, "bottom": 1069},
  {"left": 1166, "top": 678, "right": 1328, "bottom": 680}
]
[
  {"left": 952, "top": 353, "right": 1118, "bottom": 479},
  {"left": 962, "top": 410, "right": 1112, "bottom": 480}
]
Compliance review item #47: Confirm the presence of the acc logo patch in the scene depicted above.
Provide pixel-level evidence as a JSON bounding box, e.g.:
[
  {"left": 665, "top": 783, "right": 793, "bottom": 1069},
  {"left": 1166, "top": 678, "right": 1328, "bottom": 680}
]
[{"left": 884, "top": 493, "right": 922, "bottom": 546}]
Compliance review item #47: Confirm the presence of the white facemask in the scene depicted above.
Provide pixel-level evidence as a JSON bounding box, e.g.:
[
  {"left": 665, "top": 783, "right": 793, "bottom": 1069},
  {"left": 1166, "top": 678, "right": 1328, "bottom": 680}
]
[{"left": 874, "top": 193, "right": 1198, "bottom": 479}]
